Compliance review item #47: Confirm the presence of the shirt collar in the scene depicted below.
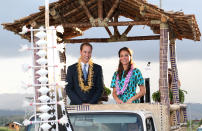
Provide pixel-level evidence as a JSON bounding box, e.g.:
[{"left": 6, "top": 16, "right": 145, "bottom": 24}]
[{"left": 81, "top": 62, "right": 89, "bottom": 69}]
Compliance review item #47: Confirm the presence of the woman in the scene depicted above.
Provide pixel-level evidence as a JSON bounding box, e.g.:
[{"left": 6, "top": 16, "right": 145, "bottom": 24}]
[{"left": 110, "top": 47, "right": 146, "bottom": 104}]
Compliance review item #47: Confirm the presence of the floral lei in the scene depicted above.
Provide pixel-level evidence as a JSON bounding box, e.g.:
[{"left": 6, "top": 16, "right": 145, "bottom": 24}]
[
  {"left": 77, "top": 58, "right": 94, "bottom": 92},
  {"left": 116, "top": 65, "right": 134, "bottom": 95}
]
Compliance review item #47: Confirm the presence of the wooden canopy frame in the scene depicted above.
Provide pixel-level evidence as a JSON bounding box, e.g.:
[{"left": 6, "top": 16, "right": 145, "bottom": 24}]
[{"left": 2, "top": 0, "right": 201, "bottom": 129}]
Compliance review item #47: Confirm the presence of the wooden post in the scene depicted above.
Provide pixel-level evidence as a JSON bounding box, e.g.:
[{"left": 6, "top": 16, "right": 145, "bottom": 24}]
[{"left": 159, "top": 16, "right": 170, "bottom": 130}]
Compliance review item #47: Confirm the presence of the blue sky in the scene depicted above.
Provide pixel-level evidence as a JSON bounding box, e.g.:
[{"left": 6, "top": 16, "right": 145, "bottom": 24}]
[{"left": 0, "top": 0, "right": 202, "bottom": 104}]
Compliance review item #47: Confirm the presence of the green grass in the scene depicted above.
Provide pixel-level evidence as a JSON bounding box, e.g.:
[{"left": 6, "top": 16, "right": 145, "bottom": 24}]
[
  {"left": 0, "top": 126, "right": 14, "bottom": 131},
  {"left": 0, "top": 126, "right": 25, "bottom": 131}
]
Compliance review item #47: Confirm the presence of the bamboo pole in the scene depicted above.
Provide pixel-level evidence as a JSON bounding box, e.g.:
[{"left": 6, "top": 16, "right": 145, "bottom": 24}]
[
  {"left": 98, "top": 0, "right": 103, "bottom": 20},
  {"left": 63, "top": 21, "right": 151, "bottom": 28},
  {"left": 64, "top": 35, "right": 160, "bottom": 43},
  {"left": 63, "top": 0, "right": 96, "bottom": 17},
  {"left": 122, "top": 25, "right": 133, "bottom": 36},
  {"left": 104, "top": 27, "right": 113, "bottom": 37},
  {"left": 79, "top": 0, "right": 94, "bottom": 22},
  {"left": 113, "top": 13, "right": 120, "bottom": 37},
  {"left": 104, "top": 0, "right": 119, "bottom": 21}
]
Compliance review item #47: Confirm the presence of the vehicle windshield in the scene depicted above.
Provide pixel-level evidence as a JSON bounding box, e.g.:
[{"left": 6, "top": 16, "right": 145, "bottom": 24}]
[
  {"left": 69, "top": 112, "right": 143, "bottom": 131},
  {"left": 197, "top": 128, "right": 202, "bottom": 131}
]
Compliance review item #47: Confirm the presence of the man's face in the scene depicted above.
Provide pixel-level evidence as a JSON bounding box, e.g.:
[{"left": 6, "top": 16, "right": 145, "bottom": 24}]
[{"left": 80, "top": 45, "right": 92, "bottom": 63}]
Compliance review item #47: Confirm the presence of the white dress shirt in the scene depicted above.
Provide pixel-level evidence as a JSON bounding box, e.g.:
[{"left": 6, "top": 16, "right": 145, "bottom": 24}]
[{"left": 81, "top": 62, "right": 89, "bottom": 73}]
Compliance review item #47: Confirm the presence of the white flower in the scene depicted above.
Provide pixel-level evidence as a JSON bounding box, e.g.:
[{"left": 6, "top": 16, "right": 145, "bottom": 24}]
[
  {"left": 36, "top": 69, "right": 48, "bottom": 76},
  {"left": 36, "top": 50, "right": 47, "bottom": 57},
  {"left": 23, "top": 119, "right": 31, "bottom": 126},
  {"left": 36, "top": 39, "right": 48, "bottom": 46},
  {"left": 56, "top": 43, "right": 65, "bottom": 53},
  {"left": 19, "top": 26, "right": 28, "bottom": 34},
  {"left": 39, "top": 105, "right": 51, "bottom": 113},
  {"left": 56, "top": 25, "right": 64, "bottom": 34},
  {"left": 38, "top": 86, "right": 50, "bottom": 94},
  {"left": 39, "top": 113, "right": 52, "bottom": 120},
  {"left": 37, "top": 58, "right": 48, "bottom": 65},
  {"left": 41, "top": 123, "right": 52, "bottom": 130},
  {"left": 35, "top": 27, "right": 46, "bottom": 39},
  {"left": 38, "top": 95, "right": 50, "bottom": 102},
  {"left": 38, "top": 76, "right": 48, "bottom": 84},
  {"left": 59, "top": 115, "right": 68, "bottom": 125}
]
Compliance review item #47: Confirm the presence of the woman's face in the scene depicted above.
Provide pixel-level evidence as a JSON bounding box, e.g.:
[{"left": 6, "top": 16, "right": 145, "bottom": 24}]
[{"left": 120, "top": 50, "right": 130, "bottom": 66}]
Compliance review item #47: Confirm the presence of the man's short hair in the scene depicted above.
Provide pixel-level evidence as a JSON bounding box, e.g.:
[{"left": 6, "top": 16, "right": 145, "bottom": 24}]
[{"left": 80, "top": 42, "right": 93, "bottom": 51}]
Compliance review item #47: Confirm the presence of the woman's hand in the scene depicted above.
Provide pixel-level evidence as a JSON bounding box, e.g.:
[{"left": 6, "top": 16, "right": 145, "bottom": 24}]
[
  {"left": 113, "top": 88, "right": 123, "bottom": 104},
  {"left": 115, "top": 98, "right": 123, "bottom": 104},
  {"left": 126, "top": 99, "right": 133, "bottom": 104}
]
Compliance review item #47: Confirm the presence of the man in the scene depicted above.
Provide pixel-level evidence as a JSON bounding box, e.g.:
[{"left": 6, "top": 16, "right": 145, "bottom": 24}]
[{"left": 65, "top": 42, "right": 104, "bottom": 105}]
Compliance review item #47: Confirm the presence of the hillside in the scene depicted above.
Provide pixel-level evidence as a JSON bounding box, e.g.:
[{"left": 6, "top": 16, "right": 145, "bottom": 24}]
[{"left": 187, "top": 103, "right": 202, "bottom": 120}]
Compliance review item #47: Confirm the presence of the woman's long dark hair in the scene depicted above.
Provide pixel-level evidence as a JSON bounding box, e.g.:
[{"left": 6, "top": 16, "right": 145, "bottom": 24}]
[{"left": 118, "top": 47, "right": 133, "bottom": 79}]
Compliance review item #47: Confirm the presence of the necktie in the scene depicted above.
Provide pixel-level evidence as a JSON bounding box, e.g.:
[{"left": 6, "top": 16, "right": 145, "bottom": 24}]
[{"left": 83, "top": 64, "right": 88, "bottom": 81}]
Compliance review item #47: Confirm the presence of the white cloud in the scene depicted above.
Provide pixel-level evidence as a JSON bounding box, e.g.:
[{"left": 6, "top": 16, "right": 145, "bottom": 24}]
[
  {"left": 0, "top": 56, "right": 33, "bottom": 94},
  {"left": 0, "top": 56, "right": 202, "bottom": 104}
]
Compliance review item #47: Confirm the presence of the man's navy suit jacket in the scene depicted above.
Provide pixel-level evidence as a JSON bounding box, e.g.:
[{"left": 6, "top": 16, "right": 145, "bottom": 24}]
[{"left": 65, "top": 63, "right": 104, "bottom": 105}]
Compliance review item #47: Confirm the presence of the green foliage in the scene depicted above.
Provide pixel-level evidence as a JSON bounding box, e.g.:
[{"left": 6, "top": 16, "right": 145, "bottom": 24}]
[
  {"left": 104, "top": 86, "right": 111, "bottom": 96},
  {"left": 152, "top": 89, "right": 187, "bottom": 103},
  {"left": 199, "top": 119, "right": 202, "bottom": 126},
  {"left": 179, "top": 89, "right": 187, "bottom": 104},
  {"left": 152, "top": 90, "right": 160, "bottom": 102}
]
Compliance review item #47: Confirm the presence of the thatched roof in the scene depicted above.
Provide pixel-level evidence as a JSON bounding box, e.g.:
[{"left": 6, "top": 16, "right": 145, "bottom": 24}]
[{"left": 1, "top": 0, "right": 201, "bottom": 42}]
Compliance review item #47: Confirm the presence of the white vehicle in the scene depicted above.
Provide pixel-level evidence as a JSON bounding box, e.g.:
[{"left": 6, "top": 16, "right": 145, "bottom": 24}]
[
  {"left": 68, "top": 110, "right": 155, "bottom": 131},
  {"left": 26, "top": 104, "right": 157, "bottom": 131},
  {"left": 197, "top": 125, "right": 202, "bottom": 131},
  {"left": 66, "top": 104, "right": 168, "bottom": 131}
]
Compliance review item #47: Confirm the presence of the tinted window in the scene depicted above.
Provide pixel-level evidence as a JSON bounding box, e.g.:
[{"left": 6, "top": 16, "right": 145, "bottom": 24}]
[
  {"left": 146, "top": 117, "right": 155, "bottom": 131},
  {"left": 69, "top": 112, "right": 143, "bottom": 131}
]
